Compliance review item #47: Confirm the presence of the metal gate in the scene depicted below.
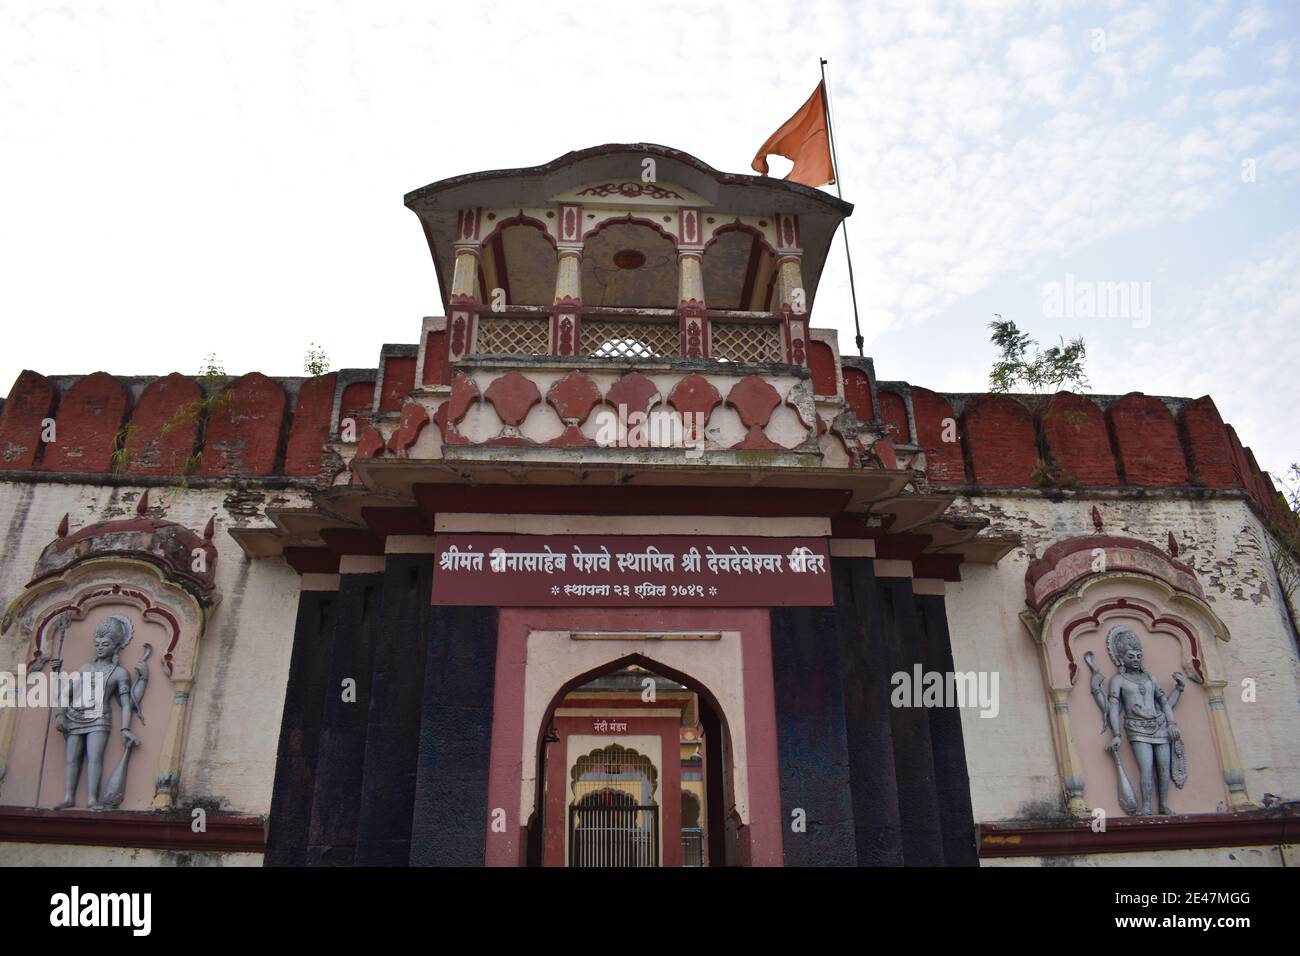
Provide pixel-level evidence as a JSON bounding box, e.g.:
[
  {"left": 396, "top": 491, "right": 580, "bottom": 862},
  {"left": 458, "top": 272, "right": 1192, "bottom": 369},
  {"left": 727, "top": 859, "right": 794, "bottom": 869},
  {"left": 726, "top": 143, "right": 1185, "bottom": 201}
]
[
  {"left": 568, "top": 744, "right": 660, "bottom": 867},
  {"left": 569, "top": 790, "right": 659, "bottom": 867}
]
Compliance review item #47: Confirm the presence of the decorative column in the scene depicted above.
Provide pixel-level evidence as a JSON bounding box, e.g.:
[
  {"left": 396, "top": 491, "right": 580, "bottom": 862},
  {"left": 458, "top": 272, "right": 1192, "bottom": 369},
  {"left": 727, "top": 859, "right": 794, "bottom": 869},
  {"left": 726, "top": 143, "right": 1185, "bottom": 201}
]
[
  {"left": 677, "top": 207, "right": 707, "bottom": 358},
  {"left": 1207, "top": 682, "right": 1254, "bottom": 811},
  {"left": 551, "top": 204, "right": 584, "bottom": 357},
  {"left": 677, "top": 253, "right": 707, "bottom": 359},
  {"left": 152, "top": 680, "right": 192, "bottom": 808},
  {"left": 1048, "top": 689, "right": 1090, "bottom": 817},
  {"left": 548, "top": 204, "right": 585, "bottom": 356},
  {"left": 448, "top": 208, "right": 484, "bottom": 362},
  {"left": 774, "top": 213, "right": 808, "bottom": 367}
]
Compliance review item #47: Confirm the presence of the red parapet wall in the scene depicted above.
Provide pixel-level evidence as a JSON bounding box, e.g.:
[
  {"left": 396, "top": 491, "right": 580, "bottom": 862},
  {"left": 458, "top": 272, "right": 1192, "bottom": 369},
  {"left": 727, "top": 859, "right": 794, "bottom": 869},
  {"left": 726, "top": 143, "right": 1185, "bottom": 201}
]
[
  {"left": 842, "top": 366, "right": 873, "bottom": 423},
  {"left": 198, "top": 373, "right": 287, "bottom": 477},
  {"left": 910, "top": 387, "right": 964, "bottom": 484},
  {"left": 339, "top": 381, "right": 376, "bottom": 433},
  {"left": 422, "top": 331, "right": 449, "bottom": 387},
  {"left": 963, "top": 394, "right": 1038, "bottom": 486},
  {"left": 1179, "top": 396, "right": 1237, "bottom": 489},
  {"left": 1041, "top": 392, "right": 1118, "bottom": 486},
  {"left": 0, "top": 371, "right": 56, "bottom": 470},
  {"left": 0, "top": 353, "right": 1286, "bottom": 527},
  {"left": 379, "top": 356, "right": 417, "bottom": 414},
  {"left": 40, "top": 372, "right": 130, "bottom": 473},
  {"left": 808, "top": 340, "right": 838, "bottom": 397},
  {"left": 878, "top": 390, "right": 911, "bottom": 443},
  {"left": 1108, "top": 393, "right": 1188, "bottom": 487},
  {"left": 284, "top": 373, "right": 339, "bottom": 477},
  {"left": 127, "top": 373, "right": 203, "bottom": 476}
]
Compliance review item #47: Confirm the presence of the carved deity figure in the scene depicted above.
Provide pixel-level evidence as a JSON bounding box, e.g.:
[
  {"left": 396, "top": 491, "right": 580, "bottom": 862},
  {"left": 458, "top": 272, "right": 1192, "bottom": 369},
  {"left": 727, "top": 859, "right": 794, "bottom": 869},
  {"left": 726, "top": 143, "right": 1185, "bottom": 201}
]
[
  {"left": 1085, "top": 626, "right": 1187, "bottom": 816},
  {"left": 49, "top": 615, "right": 149, "bottom": 810}
]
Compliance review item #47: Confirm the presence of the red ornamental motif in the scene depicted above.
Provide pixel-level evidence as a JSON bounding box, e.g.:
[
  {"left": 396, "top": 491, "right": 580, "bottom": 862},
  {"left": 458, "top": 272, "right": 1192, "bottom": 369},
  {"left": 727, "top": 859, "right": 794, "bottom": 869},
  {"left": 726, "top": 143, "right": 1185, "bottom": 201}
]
[
  {"left": 451, "top": 316, "right": 466, "bottom": 356},
  {"left": 792, "top": 338, "right": 806, "bottom": 364},
  {"left": 686, "top": 320, "right": 702, "bottom": 358},
  {"left": 564, "top": 208, "right": 576, "bottom": 238},
  {"left": 783, "top": 218, "right": 795, "bottom": 246},
  {"left": 559, "top": 317, "right": 573, "bottom": 355},
  {"left": 684, "top": 212, "right": 696, "bottom": 243},
  {"left": 577, "top": 182, "right": 684, "bottom": 200}
]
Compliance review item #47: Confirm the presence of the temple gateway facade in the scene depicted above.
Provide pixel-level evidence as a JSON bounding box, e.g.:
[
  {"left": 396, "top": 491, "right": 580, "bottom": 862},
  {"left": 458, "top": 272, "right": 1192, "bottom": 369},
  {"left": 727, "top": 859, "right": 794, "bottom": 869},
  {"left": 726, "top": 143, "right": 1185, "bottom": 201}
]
[{"left": 0, "top": 144, "right": 1296, "bottom": 867}]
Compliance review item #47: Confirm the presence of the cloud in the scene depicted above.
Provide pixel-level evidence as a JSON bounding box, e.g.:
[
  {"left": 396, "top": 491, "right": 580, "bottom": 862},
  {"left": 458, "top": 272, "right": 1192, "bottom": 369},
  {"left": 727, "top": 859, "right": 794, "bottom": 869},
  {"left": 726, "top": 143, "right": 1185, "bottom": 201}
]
[
  {"left": 0, "top": 0, "right": 1294, "bottom": 477},
  {"left": 1171, "top": 46, "right": 1227, "bottom": 81},
  {"left": 1106, "top": 229, "right": 1300, "bottom": 477},
  {"left": 1229, "top": 3, "right": 1273, "bottom": 44}
]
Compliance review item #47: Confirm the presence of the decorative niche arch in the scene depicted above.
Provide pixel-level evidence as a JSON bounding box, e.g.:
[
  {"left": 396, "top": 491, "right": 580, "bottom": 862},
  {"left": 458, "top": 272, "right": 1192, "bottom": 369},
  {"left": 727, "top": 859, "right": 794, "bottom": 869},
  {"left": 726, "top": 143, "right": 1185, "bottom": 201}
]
[
  {"left": 1020, "top": 536, "right": 1250, "bottom": 819},
  {"left": 0, "top": 502, "right": 219, "bottom": 811},
  {"left": 569, "top": 742, "right": 659, "bottom": 806}
]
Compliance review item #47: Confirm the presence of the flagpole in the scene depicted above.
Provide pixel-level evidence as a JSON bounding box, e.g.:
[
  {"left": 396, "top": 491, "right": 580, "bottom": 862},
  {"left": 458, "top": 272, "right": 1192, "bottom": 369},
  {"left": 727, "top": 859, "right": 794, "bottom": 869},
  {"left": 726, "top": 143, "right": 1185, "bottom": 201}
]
[{"left": 819, "top": 58, "right": 865, "bottom": 357}]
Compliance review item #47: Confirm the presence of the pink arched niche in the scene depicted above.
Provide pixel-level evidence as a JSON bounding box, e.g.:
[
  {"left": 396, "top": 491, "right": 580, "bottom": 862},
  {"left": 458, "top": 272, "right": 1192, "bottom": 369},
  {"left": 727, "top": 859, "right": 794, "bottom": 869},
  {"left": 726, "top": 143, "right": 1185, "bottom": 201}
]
[
  {"left": 1029, "top": 572, "right": 1240, "bottom": 819},
  {"left": 484, "top": 606, "right": 782, "bottom": 867},
  {"left": 3, "top": 604, "right": 171, "bottom": 812}
]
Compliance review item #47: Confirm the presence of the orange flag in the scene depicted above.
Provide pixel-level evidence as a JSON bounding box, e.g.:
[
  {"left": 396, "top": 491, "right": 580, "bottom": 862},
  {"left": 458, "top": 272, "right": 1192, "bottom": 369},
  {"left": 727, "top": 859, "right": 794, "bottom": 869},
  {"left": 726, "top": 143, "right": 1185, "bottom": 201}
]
[{"left": 751, "top": 81, "right": 835, "bottom": 188}]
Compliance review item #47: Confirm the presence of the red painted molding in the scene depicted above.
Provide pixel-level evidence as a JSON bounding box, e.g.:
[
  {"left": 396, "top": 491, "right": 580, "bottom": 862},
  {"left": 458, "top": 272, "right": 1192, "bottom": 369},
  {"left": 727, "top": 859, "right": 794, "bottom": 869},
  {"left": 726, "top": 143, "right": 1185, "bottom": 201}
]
[
  {"left": 0, "top": 806, "right": 266, "bottom": 854},
  {"left": 283, "top": 547, "right": 341, "bottom": 574},
  {"left": 978, "top": 810, "right": 1299, "bottom": 858}
]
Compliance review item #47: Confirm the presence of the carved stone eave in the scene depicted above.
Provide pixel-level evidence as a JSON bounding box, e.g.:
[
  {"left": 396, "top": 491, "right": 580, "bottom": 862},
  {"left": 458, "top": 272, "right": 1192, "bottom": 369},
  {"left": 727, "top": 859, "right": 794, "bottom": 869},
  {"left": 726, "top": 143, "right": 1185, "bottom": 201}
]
[
  {"left": 227, "top": 457, "right": 1025, "bottom": 567},
  {"left": 350, "top": 455, "right": 916, "bottom": 511},
  {"left": 868, "top": 495, "right": 956, "bottom": 535}
]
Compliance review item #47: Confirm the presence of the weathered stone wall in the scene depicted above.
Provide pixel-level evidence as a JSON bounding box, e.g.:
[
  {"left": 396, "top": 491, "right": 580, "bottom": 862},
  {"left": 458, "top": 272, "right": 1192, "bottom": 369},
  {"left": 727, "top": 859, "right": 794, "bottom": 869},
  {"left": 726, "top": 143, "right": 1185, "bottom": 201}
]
[
  {"left": 0, "top": 842, "right": 262, "bottom": 866},
  {"left": 944, "top": 492, "right": 1300, "bottom": 824}
]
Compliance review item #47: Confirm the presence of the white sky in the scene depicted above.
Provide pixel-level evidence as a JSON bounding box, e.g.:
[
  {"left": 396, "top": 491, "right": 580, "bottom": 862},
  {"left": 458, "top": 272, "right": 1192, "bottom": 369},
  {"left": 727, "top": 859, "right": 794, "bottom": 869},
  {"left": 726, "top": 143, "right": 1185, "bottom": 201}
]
[{"left": 2, "top": 0, "right": 1297, "bottom": 476}]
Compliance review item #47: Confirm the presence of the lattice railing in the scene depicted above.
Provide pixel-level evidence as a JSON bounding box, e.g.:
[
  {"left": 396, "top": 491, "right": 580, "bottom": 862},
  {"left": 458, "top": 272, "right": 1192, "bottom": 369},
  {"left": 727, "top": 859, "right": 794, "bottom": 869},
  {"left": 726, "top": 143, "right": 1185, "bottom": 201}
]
[
  {"left": 710, "top": 321, "right": 784, "bottom": 364},
  {"left": 581, "top": 319, "right": 680, "bottom": 359},
  {"left": 473, "top": 315, "right": 550, "bottom": 356}
]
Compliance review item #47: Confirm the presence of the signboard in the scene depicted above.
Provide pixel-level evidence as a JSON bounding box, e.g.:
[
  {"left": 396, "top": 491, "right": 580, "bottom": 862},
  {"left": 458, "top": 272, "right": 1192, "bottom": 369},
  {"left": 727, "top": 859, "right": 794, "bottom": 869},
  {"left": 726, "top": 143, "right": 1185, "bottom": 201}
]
[{"left": 430, "top": 535, "right": 833, "bottom": 607}]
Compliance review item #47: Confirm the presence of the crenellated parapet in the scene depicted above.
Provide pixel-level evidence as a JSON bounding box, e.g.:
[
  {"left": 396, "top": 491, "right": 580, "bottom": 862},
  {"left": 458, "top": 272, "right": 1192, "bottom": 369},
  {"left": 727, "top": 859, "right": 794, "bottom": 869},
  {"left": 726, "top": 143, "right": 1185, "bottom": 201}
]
[{"left": 0, "top": 344, "right": 1286, "bottom": 537}]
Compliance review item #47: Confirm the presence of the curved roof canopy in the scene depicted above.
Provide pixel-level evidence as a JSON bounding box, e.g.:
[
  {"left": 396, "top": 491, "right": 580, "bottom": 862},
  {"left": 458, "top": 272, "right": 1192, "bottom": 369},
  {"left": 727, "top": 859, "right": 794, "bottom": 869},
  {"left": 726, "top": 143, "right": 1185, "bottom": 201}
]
[{"left": 405, "top": 143, "right": 853, "bottom": 313}]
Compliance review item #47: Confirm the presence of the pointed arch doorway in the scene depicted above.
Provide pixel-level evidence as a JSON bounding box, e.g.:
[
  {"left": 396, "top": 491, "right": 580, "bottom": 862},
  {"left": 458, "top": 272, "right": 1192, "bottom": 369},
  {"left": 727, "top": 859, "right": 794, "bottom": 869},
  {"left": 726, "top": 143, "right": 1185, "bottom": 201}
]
[{"left": 527, "top": 657, "right": 739, "bottom": 868}]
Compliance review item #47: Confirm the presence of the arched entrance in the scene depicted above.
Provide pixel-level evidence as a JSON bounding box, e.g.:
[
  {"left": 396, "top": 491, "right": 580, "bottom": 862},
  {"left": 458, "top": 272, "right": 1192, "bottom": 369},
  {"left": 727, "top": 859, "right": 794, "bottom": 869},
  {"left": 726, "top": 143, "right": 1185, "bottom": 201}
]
[{"left": 526, "top": 655, "right": 740, "bottom": 867}]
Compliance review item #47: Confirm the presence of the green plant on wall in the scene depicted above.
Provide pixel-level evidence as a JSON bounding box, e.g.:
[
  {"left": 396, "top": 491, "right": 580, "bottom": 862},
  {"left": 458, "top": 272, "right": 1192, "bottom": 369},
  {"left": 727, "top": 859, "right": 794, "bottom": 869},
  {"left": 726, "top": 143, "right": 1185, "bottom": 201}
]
[
  {"left": 110, "top": 422, "right": 141, "bottom": 475},
  {"left": 160, "top": 353, "right": 235, "bottom": 488},
  {"left": 987, "top": 316, "right": 1089, "bottom": 488},
  {"left": 304, "top": 343, "right": 330, "bottom": 378}
]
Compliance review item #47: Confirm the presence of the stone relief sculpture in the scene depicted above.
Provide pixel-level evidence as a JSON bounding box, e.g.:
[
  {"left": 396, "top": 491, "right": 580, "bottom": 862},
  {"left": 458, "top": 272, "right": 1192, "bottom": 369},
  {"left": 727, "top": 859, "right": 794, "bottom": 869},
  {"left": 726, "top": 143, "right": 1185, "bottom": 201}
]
[
  {"left": 1084, "top": 625, "right": 1187, "bottom": 817},
  {"left": 49, "top": 614, "right": 152, "bottom": 810},
  {"left": 0, "top": 501, "right": 217, "bottom": 812}
]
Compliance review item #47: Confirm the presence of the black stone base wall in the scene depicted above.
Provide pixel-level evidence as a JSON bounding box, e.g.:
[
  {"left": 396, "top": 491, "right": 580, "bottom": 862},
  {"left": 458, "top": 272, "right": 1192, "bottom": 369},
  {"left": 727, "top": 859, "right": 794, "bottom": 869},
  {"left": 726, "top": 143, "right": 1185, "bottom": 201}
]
[
  {"left": 265, "top": 556, "right": 497, "bottom": 867},
  {"left": 771, "top": 557, "right": 977, "bottom": 866},
  {"left": 269, "top": 552, "right": 975, "bottom": 868}
]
